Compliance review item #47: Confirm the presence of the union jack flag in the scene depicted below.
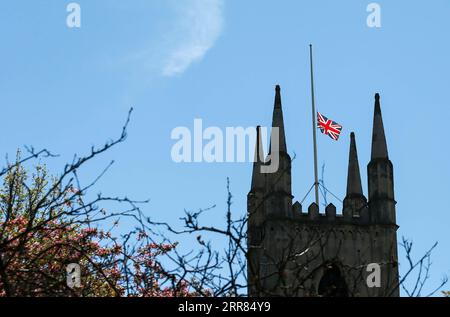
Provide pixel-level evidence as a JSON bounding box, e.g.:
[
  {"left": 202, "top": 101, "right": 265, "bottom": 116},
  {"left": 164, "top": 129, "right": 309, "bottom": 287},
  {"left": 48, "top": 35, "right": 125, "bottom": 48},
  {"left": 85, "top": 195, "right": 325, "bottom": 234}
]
[{"left": 317, "top": 112, "right": 342, "bottom": 141}]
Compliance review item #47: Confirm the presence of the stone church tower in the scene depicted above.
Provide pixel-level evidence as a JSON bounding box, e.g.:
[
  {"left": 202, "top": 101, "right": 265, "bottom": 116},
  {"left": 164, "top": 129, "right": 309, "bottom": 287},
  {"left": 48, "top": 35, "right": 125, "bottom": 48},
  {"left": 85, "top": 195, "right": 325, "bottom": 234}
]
[{"left": 247, "top": 86, "right": 399, "bottom": 297}]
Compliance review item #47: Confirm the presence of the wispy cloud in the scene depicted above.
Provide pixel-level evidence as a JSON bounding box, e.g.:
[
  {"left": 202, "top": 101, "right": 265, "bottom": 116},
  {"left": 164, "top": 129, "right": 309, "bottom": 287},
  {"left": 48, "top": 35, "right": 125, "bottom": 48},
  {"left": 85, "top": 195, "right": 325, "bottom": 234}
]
[{"left": 162, "top": 0, "right": 224, "bottom": 77}]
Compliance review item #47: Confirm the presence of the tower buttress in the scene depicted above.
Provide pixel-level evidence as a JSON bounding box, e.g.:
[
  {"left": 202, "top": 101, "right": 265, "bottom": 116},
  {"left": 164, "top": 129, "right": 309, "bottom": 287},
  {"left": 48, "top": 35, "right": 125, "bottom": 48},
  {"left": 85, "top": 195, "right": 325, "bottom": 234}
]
[
  {"left": 248, "top": 125, "right": 266, "bottom": 227},
  {"left": 247, "top": 126, "right": 266, "bottom": 296},
  {"left": 343, "top": 132, "right": 367, "bottom": 219},
  {"left": 367, "top": 93, "right": 396, "bottom": 224},
  {"left": 367, "top": 94, "right": 399, "bottom": 296},
  {"left": 266, "top": 85, "right": 292, "bottom": 218}
]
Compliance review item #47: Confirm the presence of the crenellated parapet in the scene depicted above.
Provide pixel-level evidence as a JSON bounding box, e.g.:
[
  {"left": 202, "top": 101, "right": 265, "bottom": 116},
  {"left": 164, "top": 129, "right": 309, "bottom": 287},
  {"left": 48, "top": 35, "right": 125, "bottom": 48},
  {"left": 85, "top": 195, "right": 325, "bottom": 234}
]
[{"left": 290, "top": 202, "right": 370, "bottom": 225}]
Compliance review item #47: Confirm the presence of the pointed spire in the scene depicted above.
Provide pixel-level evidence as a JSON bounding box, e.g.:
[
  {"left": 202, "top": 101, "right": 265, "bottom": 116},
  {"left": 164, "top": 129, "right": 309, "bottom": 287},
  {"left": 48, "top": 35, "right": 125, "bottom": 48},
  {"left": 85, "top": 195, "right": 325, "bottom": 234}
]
[
  {"left": 270, "top": 85, "right": 287, "bottom": 154},
  {"left": 346, "top": 132, "right": 363, "bottom": 196},
  {"left": 371, "top": 93, "right": 389, "bottom": 160},
  {"left": 344, "top": 132, "right": 367, "bottom": 220},
  {"left": 251, "top": 126, "right": 265, "bottom": 190}
]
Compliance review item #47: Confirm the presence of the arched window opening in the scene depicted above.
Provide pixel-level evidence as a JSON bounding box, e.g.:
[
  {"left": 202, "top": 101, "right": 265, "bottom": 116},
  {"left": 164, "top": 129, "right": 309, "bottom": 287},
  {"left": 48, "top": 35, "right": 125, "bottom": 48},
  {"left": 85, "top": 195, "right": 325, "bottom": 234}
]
[{"left": 318, "top": 263, "right": 349, "bottom": 297}]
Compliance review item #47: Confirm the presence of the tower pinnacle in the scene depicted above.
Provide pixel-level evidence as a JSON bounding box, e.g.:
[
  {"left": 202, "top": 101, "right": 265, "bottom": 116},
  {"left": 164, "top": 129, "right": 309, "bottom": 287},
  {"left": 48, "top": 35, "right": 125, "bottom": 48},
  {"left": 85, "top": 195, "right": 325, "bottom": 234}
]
[
  {"left": 270, "top": 85, "right": 287, "bottom": 154},
  {"left": 371, "top": 93, "right": 389, "bottom": 160},
  {"left": 346, "top": 132, "right": 364, "bottom": 196},
  {"left": 251, "top": 126, "right": 265, "bottom": 190},
  {"left": 367, "top": 92, "right": 396, "bottom": 224},
  {"left": 343, "top": 132, "right": 367, "bottom": 219}
]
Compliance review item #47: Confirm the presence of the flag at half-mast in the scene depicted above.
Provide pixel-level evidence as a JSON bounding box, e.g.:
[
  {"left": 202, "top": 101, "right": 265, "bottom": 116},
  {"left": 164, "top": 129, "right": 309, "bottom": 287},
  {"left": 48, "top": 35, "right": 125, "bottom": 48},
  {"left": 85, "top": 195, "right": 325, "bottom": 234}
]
[{"left": 317, "top": 112, "right": 343, "bottom": 141}]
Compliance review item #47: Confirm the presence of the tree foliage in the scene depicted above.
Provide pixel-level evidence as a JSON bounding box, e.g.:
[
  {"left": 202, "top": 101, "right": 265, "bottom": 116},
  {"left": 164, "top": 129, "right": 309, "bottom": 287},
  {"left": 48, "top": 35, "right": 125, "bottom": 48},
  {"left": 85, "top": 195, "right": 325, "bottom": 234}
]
[{"left": 0, "top": 110, "right": 202, "bottom": 297}]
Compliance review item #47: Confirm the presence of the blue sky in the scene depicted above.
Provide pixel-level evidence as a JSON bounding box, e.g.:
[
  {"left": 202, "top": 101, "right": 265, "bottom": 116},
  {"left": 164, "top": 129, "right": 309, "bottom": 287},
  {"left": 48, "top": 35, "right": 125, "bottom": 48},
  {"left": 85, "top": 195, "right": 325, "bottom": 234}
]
[{"left": 1, "top": 0, "right": 449, "bottom": 296}]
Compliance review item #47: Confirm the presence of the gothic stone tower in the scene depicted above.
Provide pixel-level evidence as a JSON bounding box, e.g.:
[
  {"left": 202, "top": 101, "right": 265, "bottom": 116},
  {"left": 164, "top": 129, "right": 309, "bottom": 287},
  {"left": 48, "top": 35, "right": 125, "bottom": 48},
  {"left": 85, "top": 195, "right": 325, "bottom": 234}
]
[{"left": 247, "top": 86, "right": 399, "bottom": 297}]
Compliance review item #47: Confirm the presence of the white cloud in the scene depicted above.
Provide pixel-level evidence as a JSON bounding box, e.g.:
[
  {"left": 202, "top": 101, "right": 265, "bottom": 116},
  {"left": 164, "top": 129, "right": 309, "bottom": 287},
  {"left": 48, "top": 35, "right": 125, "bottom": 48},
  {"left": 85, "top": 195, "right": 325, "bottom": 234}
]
[{"left": 162, "top": 0, "right": 224, "bottom": 77}]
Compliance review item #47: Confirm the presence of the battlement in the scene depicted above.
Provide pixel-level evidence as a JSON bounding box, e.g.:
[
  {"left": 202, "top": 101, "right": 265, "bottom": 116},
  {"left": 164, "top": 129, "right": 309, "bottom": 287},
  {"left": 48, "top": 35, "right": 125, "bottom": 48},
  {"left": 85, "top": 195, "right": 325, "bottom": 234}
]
[{"left": 290, "top": 201, "right": 372, "bottom": 226}]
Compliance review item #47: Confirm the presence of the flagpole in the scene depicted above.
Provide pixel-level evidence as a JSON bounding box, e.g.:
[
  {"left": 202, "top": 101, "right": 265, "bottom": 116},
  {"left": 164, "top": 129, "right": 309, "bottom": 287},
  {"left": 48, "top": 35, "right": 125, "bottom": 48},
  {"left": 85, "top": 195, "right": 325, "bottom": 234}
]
[{"left": 309, "top": 44, "right": 320, "bottom": 207}]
